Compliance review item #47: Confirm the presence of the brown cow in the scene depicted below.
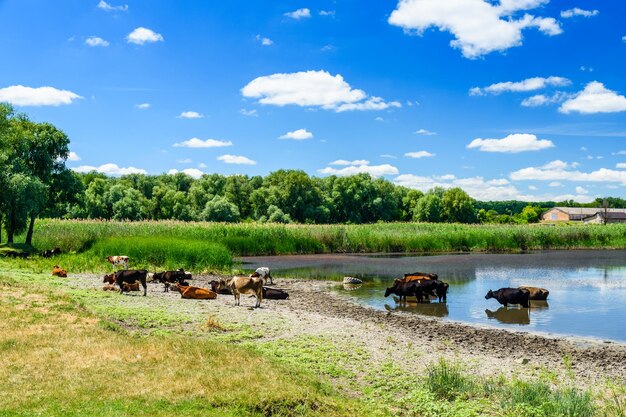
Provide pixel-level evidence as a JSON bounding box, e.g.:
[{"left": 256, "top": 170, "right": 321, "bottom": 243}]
[
  {"left": 52, "top": 265, "right": 67, "bottom": 277},
  {"left": 102, "top": 284, "right": 117, "bottom": 291},
  {"left": 103, "top": 273, "right": 115, "bottom": 284},
  {"left": 518, "top": 286, "right": 549, "bottom": 300},
  {"left": 172, "top": 284, "right": 217, "bottom": 300},
  {"left": 227, "top": 276, "right": 263, "bottom": 307},
  {"left": 393, "top": 271, "right": 438, "bottom": 286},
  {"left": 122, "top": 281, "right": 141, "bottom": 292},
  {"left": 114, "top": 270, "right": 148, "bottom": 296}
]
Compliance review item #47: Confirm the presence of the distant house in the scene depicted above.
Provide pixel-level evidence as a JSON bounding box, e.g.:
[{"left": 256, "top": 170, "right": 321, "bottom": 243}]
[
  {"left": 582, "top": 211, "right": 626, "bottom": 224},
  {"left": 541, "top": 207, "right": 626, "bottom": 222}
]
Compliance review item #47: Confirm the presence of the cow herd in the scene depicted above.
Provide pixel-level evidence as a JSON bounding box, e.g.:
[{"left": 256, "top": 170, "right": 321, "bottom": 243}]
[
  {"left": 385, "top": 271, "right": 550, "bottom": 309},
  {"left": 96, "top": 258, "right": 287, "bottom": 308}
]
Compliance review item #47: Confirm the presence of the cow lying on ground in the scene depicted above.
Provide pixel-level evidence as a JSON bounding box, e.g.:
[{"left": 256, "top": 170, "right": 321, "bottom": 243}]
[
  {"left": 262, "top": 287, "right": 289, "bottom": 300},
  {"left": 518, "top": 286, "right": 549, "bottom": 300},
  {"left": 106, "top": 256, "right": 129, "bottom": 270},
  {"left": 122, "top": 281, "right": 141, "bottom": 292},
  {"left": 226, "top": 276, "right": 263, "bottom": 307},
  {"left": 485, "top": 288, "right": 530, "bottom": 308},
  {"left": 114, "top": 270, "right": 148, "bottom": 296},
  {"left": 102, "top": 284, "right": 117, "bottom": 291},
  {"left": 41, "top": 247, "right": 61, "bottom": 258},
  {"left": 52, "top": 265, "right": 67, "bottom": 277},
  {"left": 172, "top": 283, "right": 217, "bottom": 299},
  {"left": 6, "top": 251, "right": 29, "bottom": 258},
  {"left": 250, "top": 267, "right": 273, "bottom": 285},
  {"left": 153, "top": 269, "right": 191, "bottom": 292}
]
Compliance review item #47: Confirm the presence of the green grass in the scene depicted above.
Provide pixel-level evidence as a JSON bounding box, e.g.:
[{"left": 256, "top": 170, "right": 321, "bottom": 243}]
[{"left": 19, "top": 219, "right": 626, "bottom": 257}]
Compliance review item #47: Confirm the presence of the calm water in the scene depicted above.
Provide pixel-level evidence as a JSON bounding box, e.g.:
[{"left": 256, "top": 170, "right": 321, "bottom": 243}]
[{"left": 240, "top": 251, "right": 626, "bottom": 342}]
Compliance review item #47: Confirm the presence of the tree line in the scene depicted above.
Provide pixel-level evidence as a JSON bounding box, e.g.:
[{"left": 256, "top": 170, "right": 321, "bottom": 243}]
[{"left": 2, "top": 104, "right": 622, "bottom": 246}]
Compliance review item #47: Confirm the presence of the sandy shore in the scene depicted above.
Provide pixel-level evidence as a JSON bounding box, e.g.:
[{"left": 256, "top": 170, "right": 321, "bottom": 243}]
[{"left": 72, "top": 273, "right": 626, "bottom": 387}]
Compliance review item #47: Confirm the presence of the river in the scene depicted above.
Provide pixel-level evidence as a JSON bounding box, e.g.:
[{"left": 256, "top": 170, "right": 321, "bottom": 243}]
[{"left": 239, "top": 250, "right": 626, "bottom": 342}]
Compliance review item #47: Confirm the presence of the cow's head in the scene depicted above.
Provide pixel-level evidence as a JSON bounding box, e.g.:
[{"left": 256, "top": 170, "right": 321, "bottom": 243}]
[
  {"left": 485, "top": 290, "right": 493, "bottom": 300},
  {"left": 384, "top": 287, "right": 393, "bottom": 297}
]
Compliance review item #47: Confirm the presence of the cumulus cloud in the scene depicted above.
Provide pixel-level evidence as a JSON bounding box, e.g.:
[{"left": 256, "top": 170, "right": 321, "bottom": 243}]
[
  {"left": 559, "top": 82, "right": 626, "bottom": 114},
  {"left": 168, "top": 168, "right": 204, "bottom": 179},
  {"left": 318, "top": 164, "right": 399, "bottom": 177},
  {"left": 73, "top": 163, "right": 146, "bottom": 176},
  {"left": 240, "top": 109, "right": 258, "bottom": 117},
  {"left": 178, "top": 111, "right": 204, "bottom": 119},
  {"left": 405, "top": 151, "right": 435, "bottom": 158},
  {"left": 470, "top": 76, "right": 570, "bottom": 96},
  {"left": 616, "top": 163, "right": 626, "bottom": 169},
  {"left": 284, "top": 8, "right": 311, "bottom": 19},
  {"left": 279, "top": 129, "right": 313, "bottom": 140},
  {"left": 0, "top": 85, "right": 82, "bottom": 106},
  {"left": 172, "top": 138, "right": 232, "bottom": 148},
  {"left": 393, "top": 173, "right": 594, "bottom": 202},
  {"left": 67, "top": 152, "right": 81, "bottom": 161},
  {"left": 135, "top": 103, "right": 150, "bottom": 109},
  {"left": 97, "top": 1, "right": 128, "bottom": 12},
  {"left": 467, "top": 133, "right": 554, "bottom": 153},
  {"left": 85, "top": 36, "right": 109, "bottom": 47},
  {"left": 217, "top": 154, "right": 256, "bottom": 165},
  {"left": 241, "top": 70, "right": 400, "bottom": 112},
  {"left": 126, "top": 27, "right": 164, "bottom": 45},
  {"left": 521, "top": 91, "right": 569, "bottom": 107},
  {"left": 510, "top": 160, "right": 626, "bottom": 185},
  {"left": 255, "top": 34, "right": 273, "bottom": 46},
  {"left": 388, "top": 0, "right": 561, "bottom": 59},
  {"left": 329, "top": 159, "right": 370, "bottom": 166},
  {"left": 415, "top": 128, "right": 436, "bottom": 135},
  {"left": 560, "top": 8, "right": 599, "bottom": 18},
  {"left": 575, "top": 186, "right": 588, "bottom": 194}
]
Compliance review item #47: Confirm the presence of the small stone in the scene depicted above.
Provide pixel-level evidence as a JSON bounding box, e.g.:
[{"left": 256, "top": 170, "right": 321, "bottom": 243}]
[{"left": 520, "top": 358, "right": 530, "bottom": 365}]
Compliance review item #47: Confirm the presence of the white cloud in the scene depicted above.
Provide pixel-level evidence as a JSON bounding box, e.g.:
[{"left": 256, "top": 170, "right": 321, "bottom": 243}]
[
  {"left": 528, "top": 185, "right": 537, "bottom": 190},
  {"left": 521, "top": 92, "right": 568, "bottom": 107},
  {"left": 559, "top": 82, "right": 626, "bottom": 114},
  {"left": 549, "top": 182, "right": 562, "bottom": 187},
  {"left": 85, "top": 36, "right": 109, "bottom": 47},
  {"left": 67, "top": 152, "right": 81, "bottom": 161},
  {"left": 135, "top": 103, "right": 150, "bottom": 109},
  {"left": 168, "top": 168, "right": 204, "bottom": 179},
  {"left": 126, "top": 27, "right": 164, "bottom": 45},
  {"left": 415, "top": 128, "right": 436, "bottom": 135},
  {"left": 284, "top": 8, "right": 311, "bottom": 19},
  {"left": 393, "top": 173, "right": 594, "bottom": 202},
  {"left": 623, "top": 36, "right": 626, "bottom": 43},
  {"left": 172, "top": 138, "right": 233, "bottom": 148},
  {"left": 467, "top": 133, "right": 554, "bottom": 153},
  {"left": 319, "top": 10, "right": 336, "bottom": 16},
  {"left": 198, "top": 163, "right": 208, "bottom": 168},
  {"left": 380, "top": 154, "right": 397, "bottom": 159},
  {"left": 217, "top": 154, "right": 257, "bottom": 165},
  {"left": 616, "top": 163, "right": 626, "bottom": 169},
  {"left": 405, "top": 151, "right": 435, "bottom": 158},
  {"left": 560, "top": 8, "right": 599, "bottom": 18},
  {"left": 510, "top": 160, "right": 626, "bottom": 185},
  {"left": 97, "top": 1, "right": 128, "bottom": 12},
  {"left": 615, "top": 151, "right": 626, "bottom": 155},
  {"left": 176, "top": 158, "right": 192, "bottom": 164},
  {"left": 375, "top": 117, "right": 384, "bottom": 122},
  {"left": 279, "top": 128, "right": 313, "bottom": 140},
  {"left": 255, "top": 34, "right": 273, "bottom": 46},
  {"left": 178, "top": 111, "right": 204, "bottom": 119},
  {"left": 0, "top": 85, "right": 82, "bottom": 106},
  {"left": 73, "top": 163, "right": 146, "bottom": 176},
  {"left": 470, "top": 76, "right": 570, "bottom": 96},
  {"left": 329, "top": 159, "right": 370, "bottom": 166},
  {"left": 575, "top": 186, "right": 588, "bottom": 194},
  {"left": 241, "top": 70, "right": 400, "bottom": 112},
  {"left": 240, "top": 109, "right": 258, "bottom": 117},
  {"left": 388, "top": 0, "right": 561, "bottom": 59},
  {"left": 318, "top": 164, "right": 399, "bottom": 177}
]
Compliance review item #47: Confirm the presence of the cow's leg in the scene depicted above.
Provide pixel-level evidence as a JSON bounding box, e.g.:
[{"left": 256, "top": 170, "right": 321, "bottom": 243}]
[{"left": 142, "top": 280, "right": 147, "bottom": 296}]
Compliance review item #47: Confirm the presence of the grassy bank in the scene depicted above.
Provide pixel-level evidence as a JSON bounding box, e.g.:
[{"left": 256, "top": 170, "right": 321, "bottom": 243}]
[
  {"left": 23, "top": 219, "right": 626, "bottom": 257},
  {"left": 1, "top": 268, "right": 624, "bottom": 417}
]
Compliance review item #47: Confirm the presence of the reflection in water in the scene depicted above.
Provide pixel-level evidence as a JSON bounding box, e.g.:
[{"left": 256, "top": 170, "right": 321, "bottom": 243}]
[
  {"left": 386, "top": 302, "right": 449, "bottom": 317},
  {"left": 485, "top": 307, "right": 530, "bottom": 325},
  {"left": 342, "top": 283, "right": 362, "bottom": 291},
  {"left": 531, "top": 300, "right": 549, "bottom": 310}
]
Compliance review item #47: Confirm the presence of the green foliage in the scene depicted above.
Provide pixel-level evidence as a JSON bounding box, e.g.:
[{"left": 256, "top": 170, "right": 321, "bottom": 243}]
[
  {"left": 441, "top": 187, "right": 476, "bottom": 223},
  {"left": 414, "top": 193, "right": 442, "bottom": 222},
  {"left": 202, "top": 195, "right": 240, "bottom": 222},
  {"left": 426, "top": 358, "right": 477, "bottom": 401}
]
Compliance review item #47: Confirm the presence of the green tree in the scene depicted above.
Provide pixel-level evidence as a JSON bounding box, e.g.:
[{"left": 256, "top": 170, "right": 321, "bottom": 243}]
[
  {"left": 441, "top": 187, "right": 476, "bottom": 223},
  {"left": 202, "top": 196, "right": 240, "bottom": 222},
  {"left": 519, "top": 205, "right": 542, "bottom": 223},
  {"left": 413, "top": 193, "right": 442, "bottom": 222},
  {"left": 4, "top": 174, "right": 45, "bottom": 243}
]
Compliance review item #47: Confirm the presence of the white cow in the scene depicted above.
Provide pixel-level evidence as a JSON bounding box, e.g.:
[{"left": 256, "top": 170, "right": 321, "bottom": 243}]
[{"left": 251, "top": 267, "right": 273, "bottom": 285}]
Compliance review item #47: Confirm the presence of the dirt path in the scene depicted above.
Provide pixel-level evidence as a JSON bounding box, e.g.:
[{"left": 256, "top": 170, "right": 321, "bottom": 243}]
[{"left": 71, "top": 274, "right": 626, "bottom": 386}]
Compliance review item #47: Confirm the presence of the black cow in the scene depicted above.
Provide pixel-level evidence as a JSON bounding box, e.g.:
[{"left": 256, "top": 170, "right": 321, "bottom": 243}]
[
  {"left": 41, "top": 247, "right": 61, "bottom": 258},
  {"left": 262, "top": 287, "right": 289, "bottom": 300},
  {"left": 384, "top": 281, "right": 422, "bottom": 302},
  {"left": 114, "top": 270, "right": 148, "bottom": 296},
  {"left": 485, "top": 287, "right": 530, "bottom": 308},
  {"left": 415, "top": 279, "right": 449, "bottom": 303},
  {"left": 153, "top": 269, "right": 190, "bottom": 292}
]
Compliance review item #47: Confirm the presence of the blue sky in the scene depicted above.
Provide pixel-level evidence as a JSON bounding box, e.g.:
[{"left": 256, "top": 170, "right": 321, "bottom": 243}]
[{"left": 0, "top": 0, "right": 625, "bottom": 202}]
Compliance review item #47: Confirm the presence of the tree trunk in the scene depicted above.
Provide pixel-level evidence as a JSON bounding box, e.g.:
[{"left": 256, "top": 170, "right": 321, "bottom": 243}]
[{"left": 25, "top": 213, "right": 37, "bottom": 246}]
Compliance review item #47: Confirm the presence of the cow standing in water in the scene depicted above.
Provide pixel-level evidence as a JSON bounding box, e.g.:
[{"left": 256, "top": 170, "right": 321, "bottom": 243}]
[{"left": 485, "top": 288, "right": 530, "bottom": 308}]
